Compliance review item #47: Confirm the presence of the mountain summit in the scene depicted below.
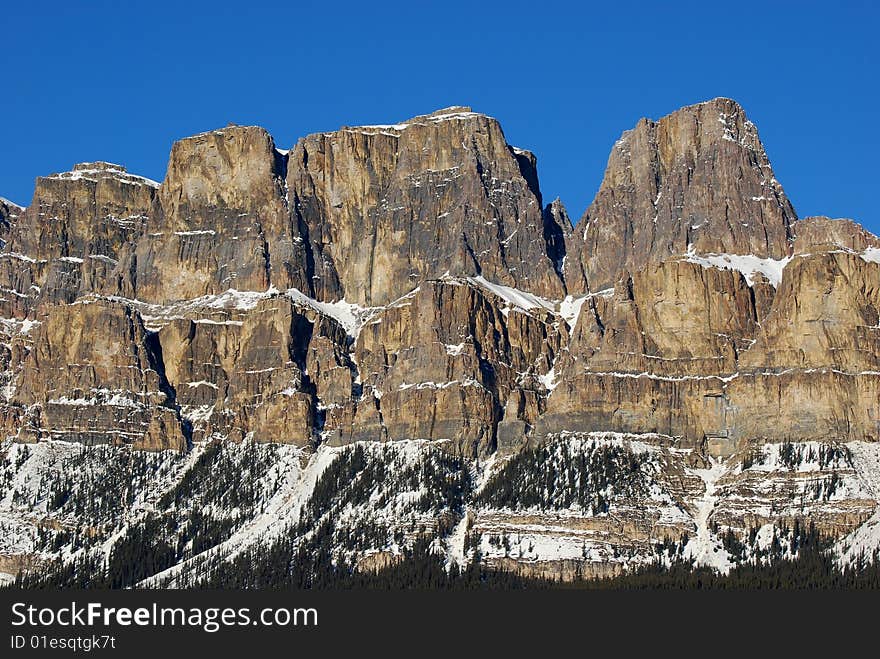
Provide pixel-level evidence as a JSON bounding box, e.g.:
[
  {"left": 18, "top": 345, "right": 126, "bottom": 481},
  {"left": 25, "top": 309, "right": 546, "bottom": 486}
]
[
  {"left": 1, "top": 99, "right": 878, "bottom": 587},
  {"left": 566, "top": 98, "right": 797, "bottom": 292}
]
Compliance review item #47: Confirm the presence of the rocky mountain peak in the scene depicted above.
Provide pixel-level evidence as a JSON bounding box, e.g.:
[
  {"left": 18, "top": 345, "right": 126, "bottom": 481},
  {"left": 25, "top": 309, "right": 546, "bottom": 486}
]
[
  {"left": 288, "top": 106, "right": 566, "bottom": 305},
  {"left": 793, "top": 215, "right": 880, "bottom": 254},
  {"left": 119, "top": 124, "right": 300, "bottom": 303},
  {"left": 2, "top": 99, "right": 880, "bottom": 587},
  {"left": 566, "top": 97, "right": 797, "bottom": 292},
  {"left": 44, "top": 161, "right": 160, "bottom": 188},
  {"left": 0, "top": 159, "right": 159, "bottom": 315},
  {"left": 159, "top": 125, "right": 284, "bottom": 212},
  {"left": 111, "top": 109, "right": 568, "bottom": 307}
]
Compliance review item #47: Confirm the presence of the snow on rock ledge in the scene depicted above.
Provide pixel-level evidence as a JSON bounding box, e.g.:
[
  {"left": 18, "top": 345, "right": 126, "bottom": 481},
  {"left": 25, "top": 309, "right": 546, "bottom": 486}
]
[{"left": 684, "top": 246, "right": 791, "bottom": 287}]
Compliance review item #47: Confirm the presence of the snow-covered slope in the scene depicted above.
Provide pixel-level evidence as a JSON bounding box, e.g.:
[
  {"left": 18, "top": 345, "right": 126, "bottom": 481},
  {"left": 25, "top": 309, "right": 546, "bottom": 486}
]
[{"left": 4, "top": 434, "right": 877, "bottom": 586}]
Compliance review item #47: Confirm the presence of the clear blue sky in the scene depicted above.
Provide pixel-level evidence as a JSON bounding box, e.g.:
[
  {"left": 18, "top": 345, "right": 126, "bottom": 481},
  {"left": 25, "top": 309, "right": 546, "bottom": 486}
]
[{"left": 2, "top": 1, "right": 877, "bottom": 234}]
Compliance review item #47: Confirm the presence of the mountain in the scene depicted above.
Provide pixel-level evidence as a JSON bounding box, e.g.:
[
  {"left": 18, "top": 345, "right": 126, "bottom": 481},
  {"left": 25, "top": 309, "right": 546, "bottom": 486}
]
[
  {"left": 564, "top": 97, "right": 796, "bottom": 292},
  {"left": 1, "top": 100, "right": 879, "bottom": 587}
]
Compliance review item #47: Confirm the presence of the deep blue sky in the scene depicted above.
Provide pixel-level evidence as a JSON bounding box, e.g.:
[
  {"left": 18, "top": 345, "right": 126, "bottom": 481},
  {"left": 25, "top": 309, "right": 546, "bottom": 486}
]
[{"left": 2, "top": 1, "right": 877, "bottom": 234}]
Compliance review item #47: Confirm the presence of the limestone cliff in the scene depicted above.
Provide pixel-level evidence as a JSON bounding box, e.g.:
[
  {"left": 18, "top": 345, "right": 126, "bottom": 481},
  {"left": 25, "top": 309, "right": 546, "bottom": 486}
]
[
  {"left": 119, "top": 126, "right": 307, "bottom": 303},
  {"left": 565, "top": 98, "right": 797, "bottom": 292},
  {"left": 1, "top": 100, "right": 879, "bottom": 584},
  {"left": 288, "top": 107, "right": 567, "bottom": 305},
  {"left": 0, "top": 162, "right": 157, "bottom": 316},
  {"left": 10, "top": 297, "right": 186, "bottom": 450}
]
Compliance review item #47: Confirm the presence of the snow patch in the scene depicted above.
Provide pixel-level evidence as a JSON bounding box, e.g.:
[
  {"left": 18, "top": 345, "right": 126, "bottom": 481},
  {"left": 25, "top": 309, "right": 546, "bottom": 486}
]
[
  {"left": 286, "top": 288, "right": 375, "bottom": 338},
  {"left": 48, "top": 390, "right": 144, "bottom": 408},
  {"left": 0, "top": 197, "right": 25, "bottom": 211},
  {"left": 174, "top": 230, "right": 216, "bottom": 237},
  {"left": 683, "top": 457, "right": 735, "bottom": 574},
  {"left": 559, "top": 294, "right": 592, "bottom": 329},
  {"left": 684, "top": 246, "right": 791, "bottom": 287},
  {"left": 537, "top": 367, "right": 558, "bottom": 391},
  {"left": 466, "top": 276, "right": 556, "bottom": 316},
  {"left": 445, "top": 342, "right": 466, "bottom": 356},
  {"left": 0, "top": 252, "right": 38, "bottom": 263},
  {"left": 180, "top": 405, "right": 214, "bottom": 424},
  {"left": 398, "top": 379, "right": 484, "bottom": 391},
  {"left": 186, "top": 380, "right": 219, "bottom": 390},
  {"left": 445, "top": 511, "right": 471, "bottom": 569}
]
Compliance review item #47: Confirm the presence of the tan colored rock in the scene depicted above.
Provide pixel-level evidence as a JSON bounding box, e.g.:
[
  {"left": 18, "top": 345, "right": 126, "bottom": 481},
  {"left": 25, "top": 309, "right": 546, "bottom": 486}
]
[
  {"left": 725, "top": 370, "right": 880, "bottom": 445},
  {"left": 123, "top": 126, "right": 308, "bottom": 302},
  {"left": 0, "top": 163, "right": 156, "bottom": 316},
  {"left": 288, "top": 107, "right": 566, "bottom": 306},
  {"left": 571, "top": 260, "right": 758, "bottom": 377},
  {"left": 155, "top": 295, "right": 322, "bottom": 446},
  {"left": 11, "top": 297, "right": 186, "bottom": 450},
  {"left": 539, "top": 259, "right": 760, "bottom": 447},
  {"left": 566, "top": 97, "right": 796, "bottom": 292},
  {"left": 0, "top": 99, "right": 876, "bottom": 488},
  {"left": 4, "top": 100, "right": 880, "bottom": 584},
  {"left": 793, "top": 215, "right": 880, "bottom": 254},
  {"left": 343, "top": 278, "right": 564, "bottom": 455},
  {"left": 544, "top": 237, "right": 880, "bottom": 451},
  {"left": 537, "top": 373, "right": 718, "bottom": 449},
  {"left": 740, "top": 251, "right": 879, "bottom": 371}
]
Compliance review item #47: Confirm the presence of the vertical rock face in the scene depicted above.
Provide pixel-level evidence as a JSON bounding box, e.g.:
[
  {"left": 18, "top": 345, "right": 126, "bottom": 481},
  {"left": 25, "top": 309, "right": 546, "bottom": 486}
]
[
  {"left": 543, "top": 232, "right": 880, "bottom": 453},
  {"left": 288, "top": 107, "right": 566, "bottom": 306},
  {"left": 568, "top": 260, "right": 759, "bottom": 376},
  {"left": 0, "top": 100, "right": 876, "bottom": 460},
  {"left": 566, "top": 98, "right": 797, "bottom": 292},
  {"left": 3, "top": 100, "right": 880, "bottom": 584},
  {"left": 740, "top": 251, "right": 880, "bottom": 372},
  {"left": 540, "top": 260, "right": 762, "bottom": 446},
  {"left": 0, "top": 163, "right": 157, "bottom": 316},
  {"left": 0, "top": 197, "right": 23, "bottom": 248},
  {"left": 123, "top": 126, "right": 308, "bottom": 303},
  {"left": 14, "top": 163, "right": 156, "bottom": 264},
  {"left": 0, "top": 166, "right": 160, "bottom": 433},
  {"left": 112, "top": 109, "right": 567, "bottom": 309},
  {"left": 339, "top": 278, "right": 564, "bottom": 455},
  {"left": 723, "top": 241, "right": 880, "bottom": 445},
  {"left": 542, "top": 198, "right": 572, "bottom": 283},
  {"left": 0, "top": 107, "right": 573, "bottom": 453},
  {"left": 0, "top": 197, "right": 27, "bottom": 316},
  {"left": 154, "top": 295, "right": 326, "bottom": 446},
  {"left": 11, "top": 297, "right": 186, "bottom": 450}
]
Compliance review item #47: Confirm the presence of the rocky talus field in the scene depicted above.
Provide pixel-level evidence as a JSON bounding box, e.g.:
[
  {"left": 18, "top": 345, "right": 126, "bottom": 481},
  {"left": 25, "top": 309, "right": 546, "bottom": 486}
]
[{"left": 1, "top": 100, "right": 879, "bottom": 586}]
